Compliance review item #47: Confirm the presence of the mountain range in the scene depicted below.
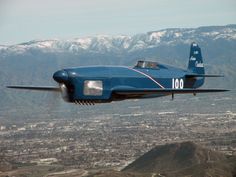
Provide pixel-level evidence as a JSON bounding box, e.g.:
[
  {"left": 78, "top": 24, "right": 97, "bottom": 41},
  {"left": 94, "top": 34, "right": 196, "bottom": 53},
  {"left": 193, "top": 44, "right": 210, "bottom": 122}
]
[
  {"left": 0, "top": 25, "right": 236, "bottom": 176},
  {"left": 0, "top": 24, "right": 236, "bottom": 112},
  {"left": 1, "top": 24, "right": 236, "bottom": 54}
]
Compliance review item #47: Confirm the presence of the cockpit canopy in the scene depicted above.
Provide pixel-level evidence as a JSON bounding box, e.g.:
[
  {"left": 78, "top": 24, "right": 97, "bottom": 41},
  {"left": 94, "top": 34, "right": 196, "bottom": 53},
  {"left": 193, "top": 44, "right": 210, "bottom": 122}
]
[{"left": 135, "top": 60, "right": 158, "bottom": 69}]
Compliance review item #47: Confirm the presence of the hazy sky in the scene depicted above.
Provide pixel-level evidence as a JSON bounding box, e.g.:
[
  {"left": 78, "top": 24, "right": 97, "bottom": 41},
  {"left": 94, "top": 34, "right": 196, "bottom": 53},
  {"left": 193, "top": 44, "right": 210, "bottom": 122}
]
[{"left": 0, "top": 0, "right": 236, "bottom": 45}]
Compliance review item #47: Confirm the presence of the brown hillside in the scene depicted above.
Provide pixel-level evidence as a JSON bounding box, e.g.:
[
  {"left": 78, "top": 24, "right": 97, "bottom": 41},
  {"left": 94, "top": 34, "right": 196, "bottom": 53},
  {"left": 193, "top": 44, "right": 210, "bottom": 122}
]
[{"left": 122, "top": 141, "right": 236, "bottom": 177}]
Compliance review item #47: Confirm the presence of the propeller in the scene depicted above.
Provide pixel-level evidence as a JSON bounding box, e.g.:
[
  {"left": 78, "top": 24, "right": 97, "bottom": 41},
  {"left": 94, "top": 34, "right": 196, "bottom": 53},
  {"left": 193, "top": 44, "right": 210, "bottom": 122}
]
[
  {"left": 53, "top": 70, "right": 72, "bottom": 102},
  {"left": 59, "top": 83, "right": 70, "bottom": 102},
  {"left": 7, "top": 69, "right": 73, "bottom": 103}
]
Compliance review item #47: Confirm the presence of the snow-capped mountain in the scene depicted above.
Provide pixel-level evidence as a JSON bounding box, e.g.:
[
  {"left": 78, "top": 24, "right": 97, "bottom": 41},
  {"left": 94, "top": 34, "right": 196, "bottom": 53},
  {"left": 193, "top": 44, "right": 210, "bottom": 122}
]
[
  {"left": 0, "top": 24, "right": 236, "bottom": 111},
  {"left": 1, "top": 24, "right": 236, "bottom": 55}
]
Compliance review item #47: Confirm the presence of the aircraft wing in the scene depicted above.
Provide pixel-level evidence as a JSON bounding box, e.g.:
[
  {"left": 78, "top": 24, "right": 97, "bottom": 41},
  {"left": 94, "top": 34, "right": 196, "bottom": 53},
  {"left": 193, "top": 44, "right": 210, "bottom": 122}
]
[
  {"left": 113, "top": 88, "right": 229, "bottom": 96},
  {"left": 7, "top": 86, "right": 60, "bottom": 92},
  {"left": 185, "top": 74, "right": 224, "bottom": 77}
]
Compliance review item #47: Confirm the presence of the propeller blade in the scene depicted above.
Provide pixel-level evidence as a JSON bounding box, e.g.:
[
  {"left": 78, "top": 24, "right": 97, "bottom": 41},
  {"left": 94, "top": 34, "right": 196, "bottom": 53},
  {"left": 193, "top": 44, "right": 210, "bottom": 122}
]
[{"left": 7, "top": 86, "right": 60, "bottom": 92}]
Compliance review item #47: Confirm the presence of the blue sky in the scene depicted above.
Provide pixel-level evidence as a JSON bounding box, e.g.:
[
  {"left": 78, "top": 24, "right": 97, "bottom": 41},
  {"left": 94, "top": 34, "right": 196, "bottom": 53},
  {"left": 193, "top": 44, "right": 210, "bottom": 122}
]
[{"left": 0, "top": 0, "right": 236, "bottom": 45}]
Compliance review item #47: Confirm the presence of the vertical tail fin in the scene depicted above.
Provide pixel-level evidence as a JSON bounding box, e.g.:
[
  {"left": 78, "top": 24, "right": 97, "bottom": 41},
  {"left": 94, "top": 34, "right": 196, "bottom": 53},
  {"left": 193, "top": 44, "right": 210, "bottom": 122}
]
[{"left": 188, "top": 42, "right": 205, "bottom": 75}]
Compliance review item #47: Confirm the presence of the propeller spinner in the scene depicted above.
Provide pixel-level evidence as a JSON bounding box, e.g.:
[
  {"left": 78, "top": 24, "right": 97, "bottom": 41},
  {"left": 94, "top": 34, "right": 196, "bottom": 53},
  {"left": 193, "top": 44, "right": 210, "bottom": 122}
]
[
  {"left": 53, "top": 70, "right": 73, "bottom": 102},
  {"left": 53, "top": 70, "right": 69, "bottom": 83}
]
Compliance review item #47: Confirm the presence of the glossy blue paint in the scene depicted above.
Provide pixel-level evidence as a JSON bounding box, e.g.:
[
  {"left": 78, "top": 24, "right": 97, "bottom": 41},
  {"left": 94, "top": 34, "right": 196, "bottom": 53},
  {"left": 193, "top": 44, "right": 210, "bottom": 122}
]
[
  {"left": 53, "top": 70, "right": 69, "bottom": 83},
  {"left": 7, "top": 42, "right": 228, "bottom": 104},
  {"left": 55, "top": 42, "right": 206, "bottom": 103}
]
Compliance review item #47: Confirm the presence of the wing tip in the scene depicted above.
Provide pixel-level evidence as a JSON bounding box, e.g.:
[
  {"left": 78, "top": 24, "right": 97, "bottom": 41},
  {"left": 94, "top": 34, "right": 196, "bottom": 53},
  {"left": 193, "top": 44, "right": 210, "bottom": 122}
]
[{"left": 186, "top": 74, "right": 225, "bottom": 78}]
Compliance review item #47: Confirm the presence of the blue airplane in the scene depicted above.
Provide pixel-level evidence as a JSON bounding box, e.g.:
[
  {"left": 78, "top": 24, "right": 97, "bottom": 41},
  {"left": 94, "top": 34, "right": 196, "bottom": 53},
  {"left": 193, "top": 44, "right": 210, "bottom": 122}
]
[{"left": 7, "top": 42, "right": 228, "bottom": 105}]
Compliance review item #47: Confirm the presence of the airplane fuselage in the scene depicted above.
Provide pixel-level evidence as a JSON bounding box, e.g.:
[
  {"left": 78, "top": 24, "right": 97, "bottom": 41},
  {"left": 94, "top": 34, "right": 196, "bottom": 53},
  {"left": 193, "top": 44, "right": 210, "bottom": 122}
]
[
  {"left": 8, "top": 43, "right": 227, "bottom": 105},
  {"left": 56, "top": 63, "right": 204, "bottom": 103}
]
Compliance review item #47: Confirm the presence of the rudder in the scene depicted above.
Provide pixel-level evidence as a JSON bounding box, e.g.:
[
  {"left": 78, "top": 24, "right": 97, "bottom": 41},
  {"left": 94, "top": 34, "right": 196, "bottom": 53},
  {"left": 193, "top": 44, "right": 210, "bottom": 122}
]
[{"left": 188, "top": 42, "right": 205, "bottom": 75}]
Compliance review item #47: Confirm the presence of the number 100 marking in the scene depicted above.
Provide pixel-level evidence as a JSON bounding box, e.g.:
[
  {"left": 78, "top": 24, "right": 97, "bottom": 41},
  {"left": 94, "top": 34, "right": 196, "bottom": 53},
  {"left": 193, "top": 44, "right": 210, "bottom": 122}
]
[{"left": 172, "top": 78, "right": 184, "bottom": 89}]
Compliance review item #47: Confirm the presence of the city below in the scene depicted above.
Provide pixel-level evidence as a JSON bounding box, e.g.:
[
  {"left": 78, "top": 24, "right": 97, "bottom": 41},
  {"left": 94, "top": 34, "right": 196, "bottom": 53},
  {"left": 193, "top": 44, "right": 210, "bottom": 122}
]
[{"left": 0, "top": 108, "right": 236, "bottom": 176}]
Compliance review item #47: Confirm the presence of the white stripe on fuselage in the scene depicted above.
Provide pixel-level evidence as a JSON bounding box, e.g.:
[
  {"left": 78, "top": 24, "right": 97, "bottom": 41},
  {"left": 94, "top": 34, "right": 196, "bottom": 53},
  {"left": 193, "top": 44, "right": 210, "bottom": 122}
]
[{"left": 124, "top": 67, "right": 165, "bottom": 89}]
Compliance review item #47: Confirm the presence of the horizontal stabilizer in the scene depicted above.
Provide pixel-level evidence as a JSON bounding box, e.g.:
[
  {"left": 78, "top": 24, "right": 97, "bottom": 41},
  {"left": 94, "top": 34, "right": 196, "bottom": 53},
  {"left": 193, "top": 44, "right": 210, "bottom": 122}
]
[
  {"left": 114, "top": 88, "right": 229, "bottom": 95},
  {"left": 7, "top": 86, "right": 60, "bottom": 92},
  {"left": 185, "top": 74, "right": 224, "bottom": 78}
]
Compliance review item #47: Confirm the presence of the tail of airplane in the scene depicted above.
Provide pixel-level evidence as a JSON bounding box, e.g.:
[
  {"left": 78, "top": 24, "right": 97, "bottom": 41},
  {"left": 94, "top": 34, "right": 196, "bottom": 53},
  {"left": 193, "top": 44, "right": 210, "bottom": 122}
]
[
  {"left": 185, "top": 42, "right": 223, "bottom": 88},
  {"left": 185, "top": 42, "right": 205, "bottom": 88},
  {"left": 187, "top": 42, "right": 205, "bottom": 75}
]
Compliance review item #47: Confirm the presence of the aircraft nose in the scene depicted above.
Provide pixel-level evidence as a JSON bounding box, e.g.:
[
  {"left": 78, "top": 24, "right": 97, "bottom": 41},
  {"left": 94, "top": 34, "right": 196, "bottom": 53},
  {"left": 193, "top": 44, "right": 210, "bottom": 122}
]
[{"left": 53, "top": 70, "right": 69, "bottom": 83}]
